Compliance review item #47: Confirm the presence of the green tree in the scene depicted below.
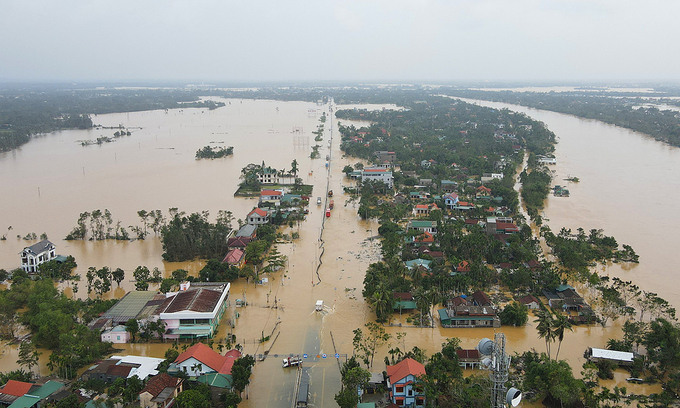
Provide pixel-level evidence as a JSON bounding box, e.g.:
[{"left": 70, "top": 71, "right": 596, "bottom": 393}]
[
  {"left": 17, "top": 340, "right": 41, "bottom": 374},
  {"left": 534, "top": 308, "right": 555, "bottom": 359},
  {"left": 232, "top": 354, "right": 256, "bottom": 395},
  {"left": 55, "top": 394, "right": 85, "bottom": 408},
  {"left": 221, "top": 391, "right": 242, "bottom": 408},
  {"left": 553, "top": 313, "right": 573, "bottom": 360},
  {"left": 133, "top": 266, "right": 150, "bottom": 291},
  {"left": 499, "top": 301, "right": 529, "bottom": 326},
  {"left": 291, "top": 159, "right": 299, "bottom": 177},
  {"left": 111, "top": 268, "right": 125, "bottom": 287},
  {"left": 125, "top": 318, "right": 140, "bottom": 342},
  {"left": 352, "top": 322, "right": 391, "bottom": 368}
]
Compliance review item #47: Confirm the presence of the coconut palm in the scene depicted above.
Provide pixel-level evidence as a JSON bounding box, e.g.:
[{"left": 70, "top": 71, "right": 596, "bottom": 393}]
[
  {"left": 534, "top": 308, "right": 555, "bottom": 358},
  {"left": 553, "top": 313, "right": 573, "bottom": 360}
]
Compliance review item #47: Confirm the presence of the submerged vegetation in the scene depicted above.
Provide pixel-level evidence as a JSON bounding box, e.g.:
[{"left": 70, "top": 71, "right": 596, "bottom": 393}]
[{"left": 195, "top": 145, "right": 234, "bottom": 159}]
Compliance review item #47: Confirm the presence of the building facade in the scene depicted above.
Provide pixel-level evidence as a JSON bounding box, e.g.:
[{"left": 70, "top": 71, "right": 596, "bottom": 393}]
[{"left": 20, "top": 239, "right": 56, "bottom": 273}]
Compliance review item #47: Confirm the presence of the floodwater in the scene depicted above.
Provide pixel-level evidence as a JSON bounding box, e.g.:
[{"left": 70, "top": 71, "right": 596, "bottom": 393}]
[
  {"left": 0, "top": 97, "right": 670, "bottom": 405},
  {"left": 462, "top": 98, "right": 680, "bottom": 310}
]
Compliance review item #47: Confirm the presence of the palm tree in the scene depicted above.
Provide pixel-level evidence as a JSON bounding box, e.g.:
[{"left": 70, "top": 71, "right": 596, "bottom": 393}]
[
  {"left": 534, "top": 308, "right": 555, "bottom": 358},
  {"left": 553, "top": 313, "right": 573, "bottom": 360},
  {"left": 371, "top": 284, "right": 393, "bottom": 323}
]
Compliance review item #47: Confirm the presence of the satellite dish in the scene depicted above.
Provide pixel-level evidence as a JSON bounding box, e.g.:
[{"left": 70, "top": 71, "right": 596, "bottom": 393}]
[
  {"left": 506, "top": 387, "right": 522, "bottom": 407},
  {"left": 477, "top": 338, "right": 494, "bottom": 355}
]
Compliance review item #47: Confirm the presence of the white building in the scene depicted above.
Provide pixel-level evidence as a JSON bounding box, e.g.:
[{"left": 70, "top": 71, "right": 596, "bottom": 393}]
[
  {"left": 20, "top": 239, "right": 56, "bottom": 273},
  {"left": 153, "top": 282, "right": 230, "bottom": 341},
  {"left": 246, "top": 208, "right": 269, "bottom": 225},
  {"left": 361, "top": 168, "right": 393, "bottom": 189},
  {"left": 538, "top": 156, "right": 557, "bottom": 165}
]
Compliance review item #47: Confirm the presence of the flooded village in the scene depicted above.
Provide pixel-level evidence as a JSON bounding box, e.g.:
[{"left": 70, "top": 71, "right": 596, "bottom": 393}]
[{"left": 1, "top": 89, "right": 680, "bottom": 408}]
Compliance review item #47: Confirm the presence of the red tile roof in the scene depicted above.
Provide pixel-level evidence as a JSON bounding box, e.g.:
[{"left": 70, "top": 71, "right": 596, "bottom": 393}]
[
  {"left": 457, "top": 261, "right": 470, "bottom": 272},
  {"left": 219, "top": 349, "right": 242, "bottom": 375},
  {"left": 0, "top": 380, "right": 33, "bottom": 397},
  {"left": 107, "top": 364, "right": 133, "bottom": 378},
  {"left": 415, "top": 232, "right": 434, "bottom": 243},
  {"left": 260, "top": 190, "right": 282, "bottom": 196},
  {"left": 519, "top": 295, "right": 540, "bottom": 305},
  {"left": 386, "top": 358, "right": 426, "bottom": 383},
  {"left": 223, "top": 248, "right": 245, "bottom": 264},
  {"left": 476, "top": 185, "right": 491, "bottom": 193},
  {"left": 227, "top": 236, "right": 252, "bottom": 249},
  {"left": 175, "top": 343, "right": 225, "bottom": 372},
  {"left": 393, "top": 292, "right": 414, "bottom": 301},
  {"left": 456, "top": 349, "right": 480, "bottom": 360},
  {"left": 140, "top": 373, "right": 183, "bottom": 399},
  {"left": 472, "top": 290, "right": 492, "bottom": 306},
  {"left": 248, "top": 208, "right": 268, "bottom": 218}
]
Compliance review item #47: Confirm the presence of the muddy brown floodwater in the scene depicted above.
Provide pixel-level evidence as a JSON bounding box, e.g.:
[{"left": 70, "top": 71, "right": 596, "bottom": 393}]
[{"left": 0, "top": 97, "right": 670, "bottom": 405}]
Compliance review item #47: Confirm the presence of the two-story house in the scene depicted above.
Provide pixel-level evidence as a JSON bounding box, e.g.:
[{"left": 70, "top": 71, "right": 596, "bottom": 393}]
[
  {"left": 386, "top": 358, "right": 426, "bottom": 407},
  {"left": 20, "top": 239, "right": 56, "bottom": 273}
]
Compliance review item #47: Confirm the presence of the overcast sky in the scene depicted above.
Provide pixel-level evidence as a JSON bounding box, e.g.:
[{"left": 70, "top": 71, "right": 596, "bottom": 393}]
[{"left": 2, "top": 0, "right": 679, "bottom": 84}]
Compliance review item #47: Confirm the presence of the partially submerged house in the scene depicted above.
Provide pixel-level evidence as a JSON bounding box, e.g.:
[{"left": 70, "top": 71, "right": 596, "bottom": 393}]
[
  {"left": 153, "top": 282, "right": 230, "bottom": 341},
  {"left": 171, "top": 343, "right": 241, "bottom": 378},
  {"left": 438, "top": 305, "right": 500, "bottom": 328},
  {"left": 84, "top": 356, "right": 163, "bottom": 383},
  {"left": 586, "top": 348, "right": 634, "bottom": 366},
  {"left": 20, "top": 239, "right": 57, "bottom": 273}
]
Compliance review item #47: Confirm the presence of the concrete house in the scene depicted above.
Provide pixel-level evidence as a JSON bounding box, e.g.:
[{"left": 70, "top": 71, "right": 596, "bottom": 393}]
[
  {"left": 407, "top": 220, "right": 437, "bottom": 234},
  {"left": 361, "top": 168, "right": 394, "bottom": 188},
  {"left": 443, "top": 193, "right": 459, "bottom": 209},
  {"left": 246, "top": 208, "right": 269, "bottom": 225},
  {"left": 519, "top": 295, "right": 541, "bottom": 310},
  {"left": 223, "top": 248, "right": 245, "bottom": 269},
  {"left": 154, "top": 282, "right": 230, "bottom": 341},
  {"left": 386, "top": 358, "right": 426, "bottom": 407},
  {"left": 260, "top": 189, "right": 283, "bottom": 203},
  {"left": 440, "top": 180, "right": 458, "bottom": 193},
  {"left": 101, "top": 325, "right": 130, "bottom": 344},
  {"left": 172, "top": 343, "right": 241, "bottom": 378},
  {"left": 139, "top": 373, "right": 184, "bottom": 408},
  {"left": 20, "top": 239, "right": 56, "bottom": 273}
]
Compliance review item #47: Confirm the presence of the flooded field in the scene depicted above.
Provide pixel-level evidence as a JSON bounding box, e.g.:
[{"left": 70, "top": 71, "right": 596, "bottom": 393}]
[{"left": 0, "top": 97, "right": 672, "bottom": 405}]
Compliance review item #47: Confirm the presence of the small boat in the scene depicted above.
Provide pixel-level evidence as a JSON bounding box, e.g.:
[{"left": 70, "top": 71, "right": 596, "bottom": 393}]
[
  {"left": 316, "top": 197, "right": 322, "bottom": 205},
  {"left": 329, "top": 200, "right": 334, "bottom": 210},
  {"left": 283, "top": 355, "right": 302, "bottom": 368},
  {"left": 626, "top": 377, "right": 644, "bottom": 384},
  {"left": 326, "top": 208, "right": 331, "bottom": 217},
  {"left": 328, "top": 190, "right": 333, "bottom": 197},
  {"left": 315, "top": 300, "right": 324, "bottom": 311}
]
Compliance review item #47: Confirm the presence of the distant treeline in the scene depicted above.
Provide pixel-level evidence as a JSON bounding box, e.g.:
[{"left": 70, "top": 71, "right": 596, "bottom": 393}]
[
  {"left": 444, "top": 89, "right": 680, "bottom": 148},
  {"left": 0, "top": 87, "right": 224, "bottom": 153},
  {"left": 195, "top": 145, "right": 234, "bottom": 159}
]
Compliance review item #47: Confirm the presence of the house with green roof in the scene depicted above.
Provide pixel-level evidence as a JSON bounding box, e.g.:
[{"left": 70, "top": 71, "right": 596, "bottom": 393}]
[{"left": 8, "top": 381, "right": 64, "bottom": 408}]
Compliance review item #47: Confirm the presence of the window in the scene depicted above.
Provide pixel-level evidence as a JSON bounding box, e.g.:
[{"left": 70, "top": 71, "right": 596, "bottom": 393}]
[
  {"left": 117, "top": 336, "right": 120, "bottom": 340},
  {"left": 408, "top": 389, "right": 413, "bottom": 396},
  {"left": 395, "top": 398, "right": 404, "bottom": 405},
  {"left": 395, "top": 386, "right": 404, "bottom": 393}
]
